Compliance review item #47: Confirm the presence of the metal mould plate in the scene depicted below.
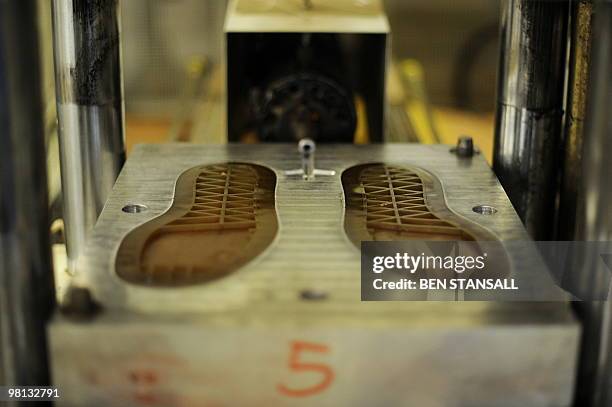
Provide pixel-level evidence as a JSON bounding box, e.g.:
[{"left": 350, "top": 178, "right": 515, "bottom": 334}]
[
  {"left": 71, "top": 143, "right": 569, "bottom": 315},
  {"left": 51, "top": 143, "right": 579, "bottom": 407}
]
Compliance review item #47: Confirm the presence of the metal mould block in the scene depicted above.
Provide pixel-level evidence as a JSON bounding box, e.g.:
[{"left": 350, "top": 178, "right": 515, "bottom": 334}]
[{"left": 50, "top": 144, "right": 579, "bottom": 406}]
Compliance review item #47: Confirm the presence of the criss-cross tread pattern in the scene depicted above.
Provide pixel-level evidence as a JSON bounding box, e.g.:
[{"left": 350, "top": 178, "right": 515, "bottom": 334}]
[
  {"left": 360, "top": 165, "right": 464, "bottom": 237},
  {"left": 161, "top": 164, "right": 258, "bottom": 232}
]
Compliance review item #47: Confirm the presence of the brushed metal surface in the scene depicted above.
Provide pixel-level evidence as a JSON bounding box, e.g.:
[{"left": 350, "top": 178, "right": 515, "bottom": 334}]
[
  {"left": 51, "top": 143, "right": 579, "bottom": 406},
  {"left": 51, "top": 313, "right": 578, "bottom": 407},
  {"left": 71, "top": 143, "right": 565, "bottom": 313}
]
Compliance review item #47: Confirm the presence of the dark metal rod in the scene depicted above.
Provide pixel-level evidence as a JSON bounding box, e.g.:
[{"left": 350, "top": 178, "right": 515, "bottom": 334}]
[
  {"left": 0, "top": 0, "right": 55, "bottom": 394},
  {"left": 558, "top": 0, "right": 594, "bottom": 241},
  {"left": 493, "top": 0, "right": 570, "bottom": 239},
  {"left": 572, "top": 1, "right": 612, "bottom": 405},
  {"left": 51, "top": 0, "right": 126, "bottom": 272}
]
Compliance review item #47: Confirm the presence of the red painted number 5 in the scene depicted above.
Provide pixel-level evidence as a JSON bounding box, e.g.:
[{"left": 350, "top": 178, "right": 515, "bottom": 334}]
[{"left": 277, "top": 340, "right": 335, "bottom": 397}]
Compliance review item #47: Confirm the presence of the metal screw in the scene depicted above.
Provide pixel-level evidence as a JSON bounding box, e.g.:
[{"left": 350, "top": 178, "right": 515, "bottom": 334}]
[{"left": 455, "top": 136, "right": 475, "bottom": 158}]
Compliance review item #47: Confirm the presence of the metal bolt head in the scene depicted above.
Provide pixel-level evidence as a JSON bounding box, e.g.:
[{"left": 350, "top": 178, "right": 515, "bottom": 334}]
[{"left": 455, "top": 136, "right": 475, "bottom": 158}]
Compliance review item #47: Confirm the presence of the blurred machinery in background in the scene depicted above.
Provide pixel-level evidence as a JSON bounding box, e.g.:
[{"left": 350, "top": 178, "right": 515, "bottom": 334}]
[
  {"left": 1, "top": 0, "right": 611, "bottom": 406},
  {"left": 225, "top": 0, "right": 388, "bottom": 143}
]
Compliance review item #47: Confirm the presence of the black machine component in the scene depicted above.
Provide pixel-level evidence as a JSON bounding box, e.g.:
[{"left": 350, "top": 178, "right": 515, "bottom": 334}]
[
  {"left": 225, "top": 0, "right": 389, "bottom": 144},
  {"left": 493, "top": 0, "right": 570, "bottom": 240},
  {"left": 230, "top": 33, "right": 362, "bottom": 143},
  {"left": 253, "top": 72, "right": 357, "bottom": 142},
  {"left": 0, "top": 0, "right": 55, "bottom": 391}
]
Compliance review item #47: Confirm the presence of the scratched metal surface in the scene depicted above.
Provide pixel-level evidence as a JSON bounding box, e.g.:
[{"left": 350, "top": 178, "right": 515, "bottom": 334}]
[
  {"left": 73, "top": 143, "right": 568, "bottom": 316},
  {"left": 52, "top": 143, "right": 579, "bottom": 406}
]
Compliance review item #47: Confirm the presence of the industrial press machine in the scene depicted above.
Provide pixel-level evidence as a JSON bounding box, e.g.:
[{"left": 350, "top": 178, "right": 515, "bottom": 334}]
[{"left": 1, "top": 0, "right": 611, "bottom": 406}]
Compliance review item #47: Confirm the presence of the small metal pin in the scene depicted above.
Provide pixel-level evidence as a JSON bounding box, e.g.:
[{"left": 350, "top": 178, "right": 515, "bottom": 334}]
[
  {"left": 303, "top": 0, "right": 314, "bottom": 10},
  {"left": 285, "top": 138, "right": 335, "bottom": 180},
  {"left": 299, "top": 138, "right": 316, "bottom": 180}
]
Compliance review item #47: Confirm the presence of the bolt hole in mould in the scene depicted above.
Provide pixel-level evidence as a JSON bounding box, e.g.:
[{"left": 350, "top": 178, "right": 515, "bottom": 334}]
[
  {"left": 473, "top": 205, "right": 498, "bottom": 215},
  {"left": 121, "top": 204, "right": 148, "bottom": 214}
]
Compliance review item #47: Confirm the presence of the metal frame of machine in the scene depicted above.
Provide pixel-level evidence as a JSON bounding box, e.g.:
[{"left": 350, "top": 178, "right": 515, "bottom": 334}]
[{"left": 1, "top": 0, "right": 611, "bottom": 406}]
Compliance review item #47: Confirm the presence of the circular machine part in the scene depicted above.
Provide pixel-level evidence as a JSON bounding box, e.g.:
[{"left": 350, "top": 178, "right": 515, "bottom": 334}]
[{"left": 255, "top": 73, "right": 357, "bottom": 143}]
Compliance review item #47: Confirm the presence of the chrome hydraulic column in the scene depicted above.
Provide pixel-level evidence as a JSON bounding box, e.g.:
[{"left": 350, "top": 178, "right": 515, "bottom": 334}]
[
  {"left": 51, "top": 0, "right": 126, "bottom": 272},
  {"left": 0, "top": 0, "right": 55, "bottom": 394},
  {"left": 493, "top": 0, "right": 570, "bottom": 239}
]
